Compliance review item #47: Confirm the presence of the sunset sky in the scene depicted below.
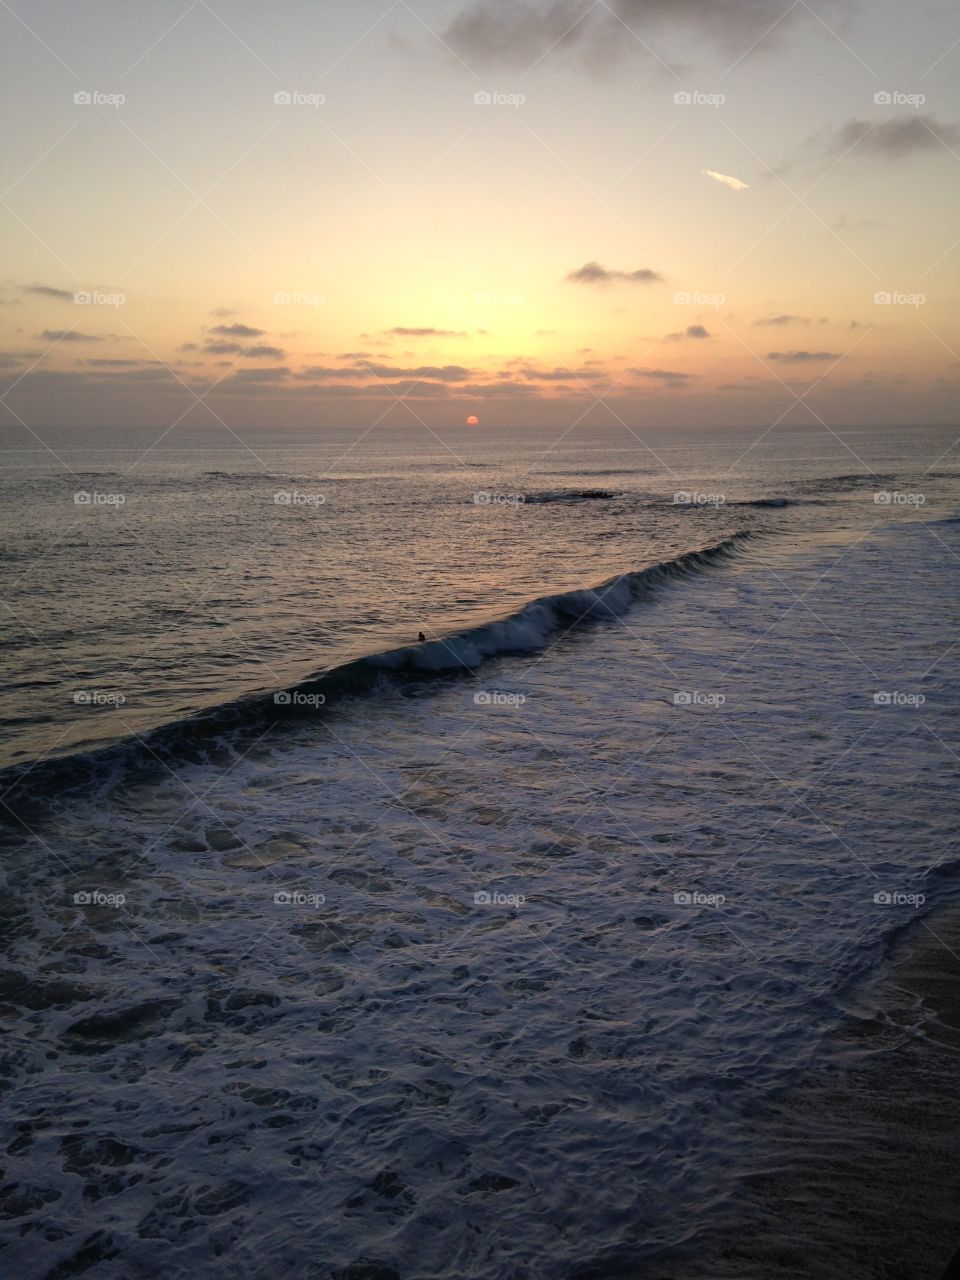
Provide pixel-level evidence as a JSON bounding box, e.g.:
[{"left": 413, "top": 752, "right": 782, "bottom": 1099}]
[{"left": 1, "top": 0, "right": 958, "bottom": 430}]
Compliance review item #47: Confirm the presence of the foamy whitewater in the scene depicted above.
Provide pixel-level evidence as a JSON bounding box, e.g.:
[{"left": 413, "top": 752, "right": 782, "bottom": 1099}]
[{"left": 0, "top": 423, "right": 958, "bottom": 1278}]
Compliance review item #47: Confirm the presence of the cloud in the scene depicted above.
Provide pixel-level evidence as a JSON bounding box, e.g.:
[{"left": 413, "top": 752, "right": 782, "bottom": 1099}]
[
  {"left": 517, "top": 364, "right": 604, "bottom": 382},
  {"left": 685, "top": 324, "right": 710, "bottom": 339},
  {"left": 300, "top": 361, "right": 474, "bottom": 384},
  {"left": 86, "top": 358, "right": 162, "bottom": 367},
  {"left": 782, "top": 117, "right": 960, "bottom": 175},
  {"left": 566, "top": 261, "right": 663, "bottom": 286},
  {"left": 23, "top": 285, "right": 75, "bottom": 301},
  {"left": 753, "top": 314, "right": 810, "bottom": 326},
  {"left": 38, "top": 330, "right": 102, "bottom": 342},
  {"left": 826, "top": 115, "right": 960, "bottom": 160},
  {"left": 702, "top": 169, "right": 749, "bottom": 191},
  {"left": 627, "top": 367, "right": 692, "bottom": 383},
  {"left": 209, "top": 323, "right": 265, "bottom": 338},
  {"left": 767, "top": 350, "right": 841, "bottom": 362},
  {"left": 203, "top": 341, "right": 286, "bottom": 358},
  {"left": 443, "top": 0, "right": 809, "bottom": 69},
  {"left": 220, "top": 367, "right": 289, "bottom": 382},
  {"left": 210, "top": 307, "right": 238, "bottom": 317},
  {"left": 385, "top": 327, "right": 467, "bottom": 337},
  {"left": 357, "top": 361, "right": 473, "bottom": 382}
]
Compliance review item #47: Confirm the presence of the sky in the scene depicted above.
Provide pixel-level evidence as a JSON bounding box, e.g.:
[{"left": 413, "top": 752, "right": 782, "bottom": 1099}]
[{"left": 0, "top": 0, "right": 958, "bottom": 432}]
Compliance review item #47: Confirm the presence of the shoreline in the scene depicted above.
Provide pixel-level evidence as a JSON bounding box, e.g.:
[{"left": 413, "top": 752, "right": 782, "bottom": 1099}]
[{"left": 648, "top": 897, "right": 960, "bottom": 1279}]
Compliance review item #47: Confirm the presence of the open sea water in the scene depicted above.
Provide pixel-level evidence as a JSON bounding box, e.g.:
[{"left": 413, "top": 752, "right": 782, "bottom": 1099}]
[{"left": 0, "top": 421, "right": 958, "bottom": 1278}]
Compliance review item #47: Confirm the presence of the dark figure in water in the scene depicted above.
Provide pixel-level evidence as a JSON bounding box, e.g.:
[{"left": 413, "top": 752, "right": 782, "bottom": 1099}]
[{"left": 418, "top": 632, "right": 426, "bottom": 642}]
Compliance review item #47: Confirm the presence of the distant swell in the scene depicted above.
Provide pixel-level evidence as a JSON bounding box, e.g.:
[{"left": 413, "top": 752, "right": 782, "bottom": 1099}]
[
  {"left": 522, "top": 488, "right": 618, "bottom": 504},
  {"left": 0, "top": 533, "right": 752, "bottom": 810}
]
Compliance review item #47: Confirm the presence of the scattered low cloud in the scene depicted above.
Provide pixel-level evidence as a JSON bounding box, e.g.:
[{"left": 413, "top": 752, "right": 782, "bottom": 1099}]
[
  {"left": 566, "top": 261, "right": 663, "bottom": 286},
  {"left": 517, "top": 363, "right": 603, "bottom": 382},
  {"left": 702, "top": 169, "right": 749, "bottom": 191},
  {"left": 86, "top": 358, "right": 161, "bottom": 367},
  {"left": 753, "top": 314, "right": 810, "bottom": 326},
  {"left": 385, "top": 326, "right": 467, "bottom": 337},
  {"left": 627, "top": 367, "right": 692, "bottom": 384},
  {"left": 209, "top": 323, "right": 265, "bottom": 338},
  {"left": 23, "top": 285, "right": 75, "bottom": 301},
  {"left": 210, "top": 306, "right": 238, "bottom": 318},
  {"left": 782, "top": 116, "right": 960, "bottom": 175},
  {"left": 38, "top": 330, "right": 102, "bottom": 342},
  {"left": 221, "top": 367, "right": 289, "bottom": 382},
  {"left": 768, "top": 350, "right": 842, "bottom": 362},
  {"left": 442, "top": 0, "right": 812, "bottom": 69},
  {"left": 203, "top": 341, "right": 285, "bottom": 358}
]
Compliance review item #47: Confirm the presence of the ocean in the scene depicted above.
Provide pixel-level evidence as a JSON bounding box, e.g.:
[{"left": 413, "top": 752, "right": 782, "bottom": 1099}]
[{"left": 1, "top": 421, "right": 958, "bottom": 1278}]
